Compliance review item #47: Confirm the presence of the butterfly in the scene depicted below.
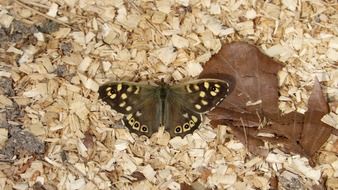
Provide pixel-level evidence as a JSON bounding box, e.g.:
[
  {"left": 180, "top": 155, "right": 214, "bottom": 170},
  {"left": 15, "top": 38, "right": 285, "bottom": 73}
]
[{"left": 98, "top": 78, "right": 233, "bottom": 138}]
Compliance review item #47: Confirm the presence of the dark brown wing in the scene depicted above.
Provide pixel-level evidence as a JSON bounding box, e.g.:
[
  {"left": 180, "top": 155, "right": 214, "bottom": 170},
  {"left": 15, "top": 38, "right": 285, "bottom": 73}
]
[
  {"left": 99, "top": 82, "right": 161, "bottom": 137},
  {"left": 163, "top": 79, "right": 232, "bottom": 138},
  {"left": 169, "top": 79, "right": 232, "bottom": 113},
  {"left": 163, "top": 97, "right": 202, "bottom": 138}
]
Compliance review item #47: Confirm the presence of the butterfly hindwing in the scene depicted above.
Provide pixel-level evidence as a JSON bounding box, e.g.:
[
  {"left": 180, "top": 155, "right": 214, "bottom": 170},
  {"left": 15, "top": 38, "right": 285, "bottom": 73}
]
[
  {"left": 164, "top": 98, "right": 202, "bottom": 137},
  {"left": 99, "top": 82, "right": 161, "bottom": 137},
  {"left": 122, "top": 98, "right": 161, "bottom": 137}
]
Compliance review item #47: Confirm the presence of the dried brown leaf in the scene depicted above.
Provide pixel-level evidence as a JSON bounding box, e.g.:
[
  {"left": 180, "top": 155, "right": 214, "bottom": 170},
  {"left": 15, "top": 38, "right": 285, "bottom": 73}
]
[
  {"left": 201, "top": 42, "right": 336, "bottom": 161},
  {"left": 300, "top": 79, "right": 333, "bottom": 157},
  {"left": 200, "top": 42, "right": 282, "bottom": 116},
  {"left": 180, "top": 182, "right": 193, "bottom": 190}
]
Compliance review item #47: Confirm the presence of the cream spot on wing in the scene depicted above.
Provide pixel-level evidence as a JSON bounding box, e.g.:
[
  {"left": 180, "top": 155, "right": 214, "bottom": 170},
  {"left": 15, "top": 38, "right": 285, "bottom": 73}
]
[
  {"left": 195, "top": 104, "right": 201, "bottom": 110},
  {"left": 107, "top": 91, "right": 112, "bottom": 96},
  {"left": 106, "top": 87, "right": 112, "bottom": 91},
  {"left": 189, "top": 120, "right": 195, "bottom": 127},
  {"left": 133, "top": 121, "right": 140, "bottom": 130},
  {"left": 183, "top": 123, "right": 190, "bottom": 132},
  {"left": 119, "top": 101, "right": 126, "bottom": 107},
  {"left": 121, "top": 93, "right": 127, "bottom": 99},
  {"left": 126, "top": 106, "right": 132, "bottom": 111},
  {"left": 129, "top": 117, "right": 135, "bottom": 125},
  {"left": 193, "top": 84, "right": 199, "bottom": 91},
  {"left": 141, "top": 125, "right": 148, "bottom": 132},
  {"left": 183, "top": 113, "right": 189, "bottom": 118},
  {"left": 201, "top": 100, "right": 208, "bottom": 105},
  {"left": 186, "top": 85, "right": 192, "bottom": 93},
  {"left": 204, "top": 82, "right": 209, "bottom": 89},
  {"left": 117, "top": 84, "right": 122, "bottom": 91},
  {"left": 214, "top": 84, "right": 220, "bottom": 88},
  {"left": 199, "top": 91, "right": 206, "bottom": 98},
  {"left": 175, "top": 125, "right": 182, "bottom": 133},
  {"left": 210, "top": 91, "right": 217, "bottom": 96},
  {"left": 127, "top": 86, "right": 133, "bottom": 92},
  {"left": 127, "top": 114, "right": 132, "bottom": 120},
  {"left": 134, "top": 87, "right": 140, "bottom": 94},
  {"left": 110, "top": 94, "right": 117, "bottom": 99},
  {"left": 191, "top": 115, "right": 198, "bottom": 122},
  {"left": 215, "top": 88, "right": 220, "bottom": 93},
  {"left": 136, "top": 111, "right": 142, "bottom": 117}
]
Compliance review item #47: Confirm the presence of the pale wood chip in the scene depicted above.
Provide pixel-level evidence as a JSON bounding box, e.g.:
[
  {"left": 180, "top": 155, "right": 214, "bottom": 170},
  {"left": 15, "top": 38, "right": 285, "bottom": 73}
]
[
  {"left": 157, "top": 0, "right": 172, "bottom": 14},
  {"left": 169, "top": 136, "right": 188, "bottom": 149},
  {"left": 328, "top": 37, "right": 338, "bottom": 49},
  {"left": 20, "top": 161, "right": 44, "bottom": 180},
  {"left": 18, "top": 46, "right": 38, "bottom": 65},
  {"left": 245, "top": 9, "right": 257, "bottom": 19},
  {"left": 172, "top": 35, "right": 189, "bottom": 48},
  {"left": 0, "top": 128, "right": 8, "bottom": 147},
  {"left": 71, "top": 32, "right": 86, "bottom": 47},
  {"left": 321, "top": 112, "right": 338, "bottom": 129},
  {"left": 23, "top": 83, "right": 48, "bottom": 98},
  {"left": 281, "top": 0, "right": 297, "bottom": 11},
  {"left": 53, "top": 28, "right": 71, "bottom": 39},
  {"left": 70, "top": 101, "right": 89, "bottom": 121},
  {"left": 210, "top": 3, "right": 221, "bottom": 14},
  {"left": 151, "top": 46, "right": 177, "bottom": 66},
  {"left": 47, "top": 3, "right": 59, "bottom": 17},
  {"left": 28, "top": 121, "right": 46, "bottom": 136},
  {"left": 0, "top": 95, "right": 13, "bottom": 107},
  {"left": 141, "top": 164, "right": 157, "bottom": 182},
  {"left": 0, "top": 13, "right": 14, "bottom": 28},
  {"left": 115, "top": 139, "right": 129, "bottom": 151},
  {"left": 78, "top": 56, "right": 92, "bottom": 72},
  {"left": 285, "top": 156, "right": 321, "bottom": 181},
  {"left": 185, "top": 61, "right": 203, "bottom": 77},
  {"left": 208, "top": 173, "right": 237, "bottom": 188},
  {"left": 326, "top": 48, "right": 338, "bottom": 61},
  {"left": 172, "top": 70, "right": 183, "bottom": 80}
]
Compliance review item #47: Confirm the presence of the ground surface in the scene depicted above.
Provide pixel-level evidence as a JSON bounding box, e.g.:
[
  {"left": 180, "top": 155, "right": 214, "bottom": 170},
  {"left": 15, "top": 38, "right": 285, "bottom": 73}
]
[{"left": 0, "top": 0, "right": 337, "bottom": 189}]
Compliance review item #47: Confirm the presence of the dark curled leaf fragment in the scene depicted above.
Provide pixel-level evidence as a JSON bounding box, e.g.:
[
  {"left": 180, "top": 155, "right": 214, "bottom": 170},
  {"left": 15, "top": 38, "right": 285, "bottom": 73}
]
[
  {"left": 1, "top": 126, "right": 45, "bottom": 158},
  {"left": 200, "top": 42, "right": 336, "bottom": 163}
]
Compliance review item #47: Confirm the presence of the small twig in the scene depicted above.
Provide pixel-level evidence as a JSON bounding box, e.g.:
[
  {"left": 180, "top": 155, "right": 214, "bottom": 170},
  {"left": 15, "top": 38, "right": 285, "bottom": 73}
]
[
  {"left": 239, "top": 117, "right": 249, "bottom": 151},
  {"left": 0, "top": 159, "right": 15, "bottom": 163},
  {"left": 14, "top": 0, "right": 73, "bottom": 29}
]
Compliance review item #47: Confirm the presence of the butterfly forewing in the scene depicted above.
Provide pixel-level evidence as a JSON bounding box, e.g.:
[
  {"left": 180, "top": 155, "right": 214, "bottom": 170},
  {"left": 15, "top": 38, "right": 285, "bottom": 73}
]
[
  {"left": 169, "top": 79, "right": 231, "bottom": 113},
  {"left": 99, "top": 82, "right": 161, "bottom": 137}
]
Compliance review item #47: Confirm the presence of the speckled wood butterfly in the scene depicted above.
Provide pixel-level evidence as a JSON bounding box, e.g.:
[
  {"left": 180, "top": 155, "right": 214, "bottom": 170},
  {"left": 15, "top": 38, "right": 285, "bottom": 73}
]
[{"left": 98, "top": 79, "right": 232, "bottom": 138}]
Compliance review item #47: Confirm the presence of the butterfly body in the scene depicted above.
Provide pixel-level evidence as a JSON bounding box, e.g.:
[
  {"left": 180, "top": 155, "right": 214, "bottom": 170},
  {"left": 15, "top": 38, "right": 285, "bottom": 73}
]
[{"left": 99, "top": 79, "right": 232, "bottom": 138}]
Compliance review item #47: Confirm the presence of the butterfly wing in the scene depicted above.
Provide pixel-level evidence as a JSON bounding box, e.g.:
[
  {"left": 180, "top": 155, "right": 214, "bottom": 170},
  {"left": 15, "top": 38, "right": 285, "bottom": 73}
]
[
  {"left": 170, "top": 79, "right": 232, "bottom": 113},
  {"left": 98, "top": 82, "right": 161, "bottom": 137},
  {"left": 163, "top": 98, "right": 202, "bottom": 137},
  {"left": 164, "top": 79, "right": 232, "bottom": 137}
]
